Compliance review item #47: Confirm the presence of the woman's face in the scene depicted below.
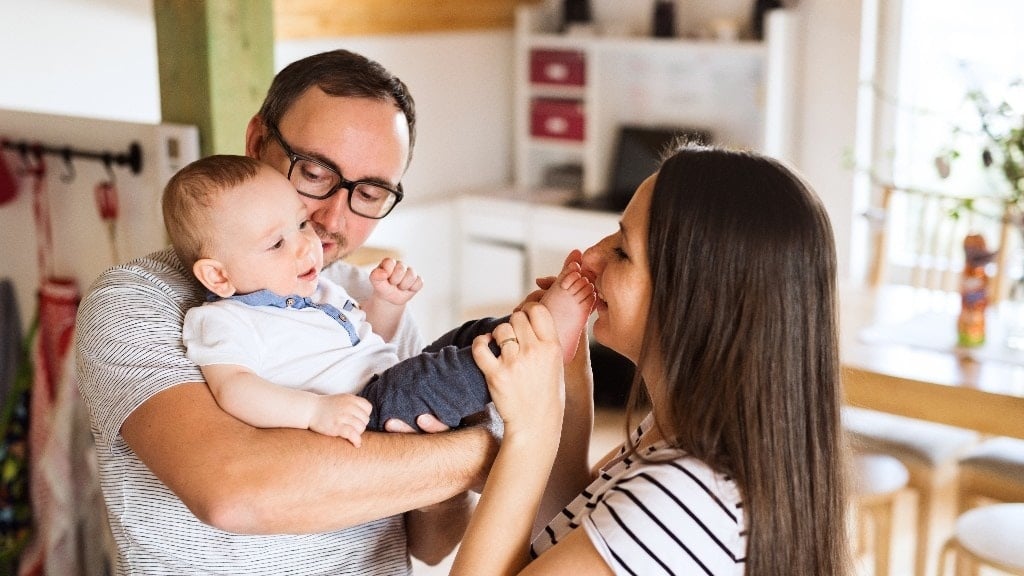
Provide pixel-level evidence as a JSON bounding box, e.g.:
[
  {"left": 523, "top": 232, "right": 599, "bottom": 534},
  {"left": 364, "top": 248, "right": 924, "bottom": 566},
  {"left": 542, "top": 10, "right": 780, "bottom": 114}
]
[{"left": 581, "top": 173, "right": 654, "bottom": 364}]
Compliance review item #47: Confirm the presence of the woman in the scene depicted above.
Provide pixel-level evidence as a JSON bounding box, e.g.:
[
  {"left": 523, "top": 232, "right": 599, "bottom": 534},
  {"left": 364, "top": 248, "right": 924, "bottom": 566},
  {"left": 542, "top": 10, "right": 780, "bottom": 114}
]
[{"left": 453, "top": 143, "right": 852, "bottom": 575}]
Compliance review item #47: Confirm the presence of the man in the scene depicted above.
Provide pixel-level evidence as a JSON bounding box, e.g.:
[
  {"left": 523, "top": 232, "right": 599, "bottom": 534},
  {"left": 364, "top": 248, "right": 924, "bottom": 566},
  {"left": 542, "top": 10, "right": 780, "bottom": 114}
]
[{"left": 74, "top": 50, "right": 497, "bottom": 575}]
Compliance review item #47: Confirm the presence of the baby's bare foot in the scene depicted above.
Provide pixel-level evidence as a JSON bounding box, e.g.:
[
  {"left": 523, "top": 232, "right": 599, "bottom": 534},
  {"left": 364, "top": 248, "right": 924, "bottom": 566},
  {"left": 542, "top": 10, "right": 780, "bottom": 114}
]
[{"left": 540, "top": 259, "right": 596, "bottom": 363}]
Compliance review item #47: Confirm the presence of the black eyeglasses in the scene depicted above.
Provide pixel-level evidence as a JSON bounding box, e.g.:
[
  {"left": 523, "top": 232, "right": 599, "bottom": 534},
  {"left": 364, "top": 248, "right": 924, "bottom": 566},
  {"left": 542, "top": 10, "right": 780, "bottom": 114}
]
[{"left": 267, "top": 124, "right": 403, "bottom": 219}]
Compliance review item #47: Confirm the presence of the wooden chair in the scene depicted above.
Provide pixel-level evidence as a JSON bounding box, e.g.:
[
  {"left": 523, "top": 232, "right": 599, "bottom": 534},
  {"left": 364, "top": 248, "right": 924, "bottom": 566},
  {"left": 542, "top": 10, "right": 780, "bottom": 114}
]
[
  {"left": 866, "top": 184, "right": 1011, "bottom": 302},
  {"left": 956, "top": 437, "right": 1024, "bottom": 513},
  {"left": 851, "top": 183, "right": 1013, "bottom": 576},
  {"left": 845, "top": 408, "right": 979, "bottom": 576},
  {"left": 938, "top": 503, "right": 1024, "bottom": 576},
  {"left": 852, "top": 452, "right": 911, "bottom": 576}
]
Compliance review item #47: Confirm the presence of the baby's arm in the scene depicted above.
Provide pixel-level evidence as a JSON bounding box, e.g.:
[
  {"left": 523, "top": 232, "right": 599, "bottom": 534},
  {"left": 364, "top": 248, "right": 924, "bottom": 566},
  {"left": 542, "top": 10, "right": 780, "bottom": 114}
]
[
  {"left": 201, "top": 364, "right": 371, "bottom": 447},
  {"left": 362, "top": 257, "right": 423, "bottom": 342}
]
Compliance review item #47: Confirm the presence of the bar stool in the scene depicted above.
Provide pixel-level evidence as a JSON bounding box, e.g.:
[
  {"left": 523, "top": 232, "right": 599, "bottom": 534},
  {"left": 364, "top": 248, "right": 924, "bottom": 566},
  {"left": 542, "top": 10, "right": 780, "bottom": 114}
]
[
  {"left": 844, "top": 407, "right": 980, "bottom": 576},
  {"left": 853, "top": 453, "right": 910, "bottom": 576},
  {"left": 957, "top": 437, "right": 1024, "bottom": 511},
  {"left": 938, "top": 503, "right": 1024, "bottom": 576}
]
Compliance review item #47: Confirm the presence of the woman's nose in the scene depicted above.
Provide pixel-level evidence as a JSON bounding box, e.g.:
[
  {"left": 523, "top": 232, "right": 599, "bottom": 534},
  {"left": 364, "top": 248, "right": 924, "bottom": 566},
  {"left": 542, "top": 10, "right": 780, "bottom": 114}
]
[{"left": 581, "top": 240, "right": 605, "bottom": 275}]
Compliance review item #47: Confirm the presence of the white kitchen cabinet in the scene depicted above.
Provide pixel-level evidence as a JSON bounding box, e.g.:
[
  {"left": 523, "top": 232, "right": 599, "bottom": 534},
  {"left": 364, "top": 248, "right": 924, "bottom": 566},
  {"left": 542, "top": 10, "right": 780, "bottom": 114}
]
[
  {"left": 370, "top": 193, "right": 617, "bottom": 337},
  {"left": 454, "top": 192, "right": 618, "bottom": 322},
  {"left": 528, "top": 203, "right": 618, "bottom": 282},
  {"left": 365, "top": 199, "right": 457, "bottom": 340},
  {"left": 455, "top": 195, "right": 531, "bottom": 321},
  {"left": 514, "top": 3, "right": 798, "bottom": 202}
]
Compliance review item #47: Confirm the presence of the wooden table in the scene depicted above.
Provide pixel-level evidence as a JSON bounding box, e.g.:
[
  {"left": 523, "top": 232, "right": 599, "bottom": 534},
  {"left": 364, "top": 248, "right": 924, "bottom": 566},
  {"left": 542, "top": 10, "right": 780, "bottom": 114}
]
[{"left": 841, "top": 284, "right": 1024, "bottom": 439}]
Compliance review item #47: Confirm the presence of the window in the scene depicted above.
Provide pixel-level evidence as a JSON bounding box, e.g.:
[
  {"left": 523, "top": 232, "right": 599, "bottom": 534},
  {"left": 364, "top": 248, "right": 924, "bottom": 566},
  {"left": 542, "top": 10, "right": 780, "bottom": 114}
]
[{"left": 865, "top": 0, "right": 1024, "bottom": 283}]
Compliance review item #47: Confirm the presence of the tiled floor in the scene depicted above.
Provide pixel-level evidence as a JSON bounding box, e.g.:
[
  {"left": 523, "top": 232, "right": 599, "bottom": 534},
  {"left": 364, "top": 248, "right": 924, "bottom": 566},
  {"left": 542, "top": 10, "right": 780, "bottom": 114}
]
[{"left": 412, "top": 406, "right": 629, "bottom": 575}]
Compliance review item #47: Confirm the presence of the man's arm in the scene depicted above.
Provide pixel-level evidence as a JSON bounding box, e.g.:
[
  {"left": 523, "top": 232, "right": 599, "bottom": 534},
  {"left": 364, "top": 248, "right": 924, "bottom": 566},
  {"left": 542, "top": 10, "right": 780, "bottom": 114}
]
[
  {"left": 405, "top": 492, "right": 475, "bottom": 565},
  {"left": 122, "top": 381, "right": 498, "bottom": 535}
]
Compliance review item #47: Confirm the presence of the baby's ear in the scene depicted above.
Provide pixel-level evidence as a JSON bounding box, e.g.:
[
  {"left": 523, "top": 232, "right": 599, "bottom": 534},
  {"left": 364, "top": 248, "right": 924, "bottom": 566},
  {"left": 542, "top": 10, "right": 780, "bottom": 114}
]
[{"left": 193, "top": 258, "right": 236, "bottom": 298}]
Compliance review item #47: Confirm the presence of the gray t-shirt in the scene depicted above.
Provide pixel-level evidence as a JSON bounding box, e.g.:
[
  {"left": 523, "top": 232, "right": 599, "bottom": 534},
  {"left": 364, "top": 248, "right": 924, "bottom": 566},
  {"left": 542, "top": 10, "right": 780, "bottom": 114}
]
[{"left": 74, "top": 247, "right": 424, "bottom": 575}]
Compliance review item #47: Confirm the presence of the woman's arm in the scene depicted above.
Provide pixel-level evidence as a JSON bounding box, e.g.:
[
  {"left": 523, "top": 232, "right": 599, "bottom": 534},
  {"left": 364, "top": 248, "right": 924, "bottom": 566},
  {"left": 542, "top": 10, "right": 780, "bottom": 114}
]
[
  {"left": 450, "top": 304, "right": 566, "bottom": 576},
  {"left": 533, "top": 330, "right": 597, "bottom": 536}
]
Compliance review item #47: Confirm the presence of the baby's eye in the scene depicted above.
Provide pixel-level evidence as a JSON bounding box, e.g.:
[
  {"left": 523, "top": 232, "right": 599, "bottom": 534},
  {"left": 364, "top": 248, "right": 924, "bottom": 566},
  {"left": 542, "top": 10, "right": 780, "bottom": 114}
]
[
  {"left": 299, "top": 219, "right": 310, "bottom": 230},
  {"left": 270, "top": 239, "right": 284, "bottom": 250}
]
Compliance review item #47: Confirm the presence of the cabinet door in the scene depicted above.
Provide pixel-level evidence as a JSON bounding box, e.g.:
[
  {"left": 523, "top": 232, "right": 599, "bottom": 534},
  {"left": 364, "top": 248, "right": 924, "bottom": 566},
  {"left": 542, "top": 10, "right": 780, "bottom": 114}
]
[
  {"left": 459, "top": 239, "right": 527, "bottom": 322},
  {"left": 528, "top": 206, "right": 618, "bottom": 281}
]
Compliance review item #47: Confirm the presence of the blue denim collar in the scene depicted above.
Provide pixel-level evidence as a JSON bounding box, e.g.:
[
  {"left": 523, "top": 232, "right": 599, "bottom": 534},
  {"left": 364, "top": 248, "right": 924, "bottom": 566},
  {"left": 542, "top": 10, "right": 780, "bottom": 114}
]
[{"left": 210, "top": 289, "right": 361, "bottom": 346}]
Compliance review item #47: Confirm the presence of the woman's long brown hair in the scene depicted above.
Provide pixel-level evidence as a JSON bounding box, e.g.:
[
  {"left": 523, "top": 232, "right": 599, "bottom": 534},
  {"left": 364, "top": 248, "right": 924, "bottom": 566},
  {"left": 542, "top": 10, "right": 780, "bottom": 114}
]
[{"left": 627, "top": 144, "right": 852, "bottom": 575}]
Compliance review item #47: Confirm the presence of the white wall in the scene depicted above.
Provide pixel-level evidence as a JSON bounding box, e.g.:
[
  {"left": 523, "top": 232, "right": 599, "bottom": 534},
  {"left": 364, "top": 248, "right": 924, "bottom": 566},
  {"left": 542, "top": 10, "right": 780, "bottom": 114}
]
[
  {"left": 788, "top": 0, "right": 864, "bottom": 282},
  {"left": 0, "top": 0, "right": 161, "bottom": 122},
  {"left": 276, "top": 32, "right": 516, "bottom": 204},
  {"left": 0, "top": 0, "right": 866, "bottom": 315}
]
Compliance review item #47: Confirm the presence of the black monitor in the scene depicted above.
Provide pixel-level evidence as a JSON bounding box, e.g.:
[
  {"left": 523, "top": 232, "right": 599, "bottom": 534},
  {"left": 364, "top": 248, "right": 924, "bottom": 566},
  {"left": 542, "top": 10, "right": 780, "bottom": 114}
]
[
  {"left": 568, "top": 124, "right": 711, "bottom": 213},
  {"left": 607, "top": 125, "right": 711, "bottom": 209}
]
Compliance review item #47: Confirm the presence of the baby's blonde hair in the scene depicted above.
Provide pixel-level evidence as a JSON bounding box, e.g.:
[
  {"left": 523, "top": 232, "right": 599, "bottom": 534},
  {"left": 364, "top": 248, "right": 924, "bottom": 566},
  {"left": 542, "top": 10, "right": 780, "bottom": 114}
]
[{"left": 162, "top": 155, "right": 263, "bottom": 268}]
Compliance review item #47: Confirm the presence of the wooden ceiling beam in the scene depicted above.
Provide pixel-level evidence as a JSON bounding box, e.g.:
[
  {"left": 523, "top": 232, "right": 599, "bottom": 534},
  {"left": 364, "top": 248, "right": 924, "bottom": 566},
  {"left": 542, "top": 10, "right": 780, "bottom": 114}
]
[{"left": 274, "top": 0, "right": 542, "bottom": 39}]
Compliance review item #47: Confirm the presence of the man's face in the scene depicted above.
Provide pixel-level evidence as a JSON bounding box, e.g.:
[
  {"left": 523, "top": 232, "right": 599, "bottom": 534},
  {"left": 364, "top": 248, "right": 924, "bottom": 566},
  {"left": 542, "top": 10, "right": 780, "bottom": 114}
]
[{"left": 251, "top": 88, "right": 410, "bottom": 267}]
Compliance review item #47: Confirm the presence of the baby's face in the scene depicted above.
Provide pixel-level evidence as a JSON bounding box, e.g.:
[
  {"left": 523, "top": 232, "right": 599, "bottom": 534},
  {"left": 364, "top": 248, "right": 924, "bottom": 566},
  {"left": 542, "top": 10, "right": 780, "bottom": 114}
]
[{"left": 208, "top": 165, "right": 324, "bottom": 297}]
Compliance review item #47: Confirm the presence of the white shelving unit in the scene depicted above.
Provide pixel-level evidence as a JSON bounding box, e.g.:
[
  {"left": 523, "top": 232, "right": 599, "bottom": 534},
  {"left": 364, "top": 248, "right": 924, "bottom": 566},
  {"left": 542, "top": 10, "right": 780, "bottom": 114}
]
[{"left": 513, "top": 4, "right": 799, "bottom": 201}]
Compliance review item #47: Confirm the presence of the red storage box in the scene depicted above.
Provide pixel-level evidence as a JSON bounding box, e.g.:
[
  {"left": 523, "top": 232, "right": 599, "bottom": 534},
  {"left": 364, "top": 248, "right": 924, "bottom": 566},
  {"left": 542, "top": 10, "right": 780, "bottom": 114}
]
[
  {"left": 529, "top": 49, "right": 586, "bottom": 87},
  {"left": 530, "top": 99, "right": 585, "bottom": 141}
]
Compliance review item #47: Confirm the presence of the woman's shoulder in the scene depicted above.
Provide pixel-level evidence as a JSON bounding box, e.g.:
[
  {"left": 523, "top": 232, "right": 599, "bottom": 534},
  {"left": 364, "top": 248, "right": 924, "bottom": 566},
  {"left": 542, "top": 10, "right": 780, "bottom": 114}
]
[
  {"left": 613, "top": 443, "right": 743, "bottom": 512},
  {"left": 587, "top": 444, "right": 747, "bottom": 574}
]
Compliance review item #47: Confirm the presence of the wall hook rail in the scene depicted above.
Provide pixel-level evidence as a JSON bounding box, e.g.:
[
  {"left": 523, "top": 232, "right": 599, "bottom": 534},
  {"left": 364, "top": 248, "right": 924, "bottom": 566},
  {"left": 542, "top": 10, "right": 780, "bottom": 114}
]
[{"left": 0, "top": 137, "right": 143, "bottom": 181}]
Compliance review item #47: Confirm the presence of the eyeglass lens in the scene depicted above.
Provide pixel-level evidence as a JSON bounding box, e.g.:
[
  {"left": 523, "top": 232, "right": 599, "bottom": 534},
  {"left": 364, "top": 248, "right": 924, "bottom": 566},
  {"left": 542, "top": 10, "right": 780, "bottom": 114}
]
[
  {"left": 289, "top": 157, "right": 398, "bottom": 219},
  {"left": 272, "top": 125, "right": 400, "bottom": 219}
]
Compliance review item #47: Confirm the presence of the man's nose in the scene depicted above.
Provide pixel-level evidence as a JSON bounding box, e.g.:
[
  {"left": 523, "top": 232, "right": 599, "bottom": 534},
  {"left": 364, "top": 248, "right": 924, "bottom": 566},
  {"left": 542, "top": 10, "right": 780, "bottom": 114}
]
[{"left": 310, "top": 191, "right": 351, "bottom": 233}]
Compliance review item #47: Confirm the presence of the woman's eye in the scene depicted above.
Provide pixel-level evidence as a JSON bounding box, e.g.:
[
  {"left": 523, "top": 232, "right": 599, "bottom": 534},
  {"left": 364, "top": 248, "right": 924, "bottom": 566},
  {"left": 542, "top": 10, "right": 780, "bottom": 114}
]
[{"left": 613, "top": 246, "right": 629, "bottom": 260}]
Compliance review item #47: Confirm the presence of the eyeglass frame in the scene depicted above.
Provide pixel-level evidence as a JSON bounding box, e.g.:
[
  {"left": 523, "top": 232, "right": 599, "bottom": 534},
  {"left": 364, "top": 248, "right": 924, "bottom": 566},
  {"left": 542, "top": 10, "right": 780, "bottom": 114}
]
[{"left": 265, "top": 123, "right": 404, "bottom": 219}]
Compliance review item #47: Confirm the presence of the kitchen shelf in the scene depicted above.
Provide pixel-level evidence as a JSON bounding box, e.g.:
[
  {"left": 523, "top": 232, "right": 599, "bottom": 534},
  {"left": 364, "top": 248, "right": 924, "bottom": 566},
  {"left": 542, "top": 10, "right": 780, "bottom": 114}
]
[{"left": 513, "top": 4, "right": 798, "bottom": 201}]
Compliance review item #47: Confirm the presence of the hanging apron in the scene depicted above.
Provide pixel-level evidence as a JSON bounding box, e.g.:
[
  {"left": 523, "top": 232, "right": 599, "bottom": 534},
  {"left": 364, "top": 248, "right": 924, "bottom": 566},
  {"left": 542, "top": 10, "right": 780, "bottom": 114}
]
[{"left": 18, "top": 154, "right": 82, "bottom": 576}]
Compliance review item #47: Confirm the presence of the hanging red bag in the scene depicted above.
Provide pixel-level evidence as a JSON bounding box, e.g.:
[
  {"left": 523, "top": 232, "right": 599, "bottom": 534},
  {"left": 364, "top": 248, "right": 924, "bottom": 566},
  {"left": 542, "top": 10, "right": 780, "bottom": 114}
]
[{"left": 0, "top": 141, "right": 19, "bottom": 206}]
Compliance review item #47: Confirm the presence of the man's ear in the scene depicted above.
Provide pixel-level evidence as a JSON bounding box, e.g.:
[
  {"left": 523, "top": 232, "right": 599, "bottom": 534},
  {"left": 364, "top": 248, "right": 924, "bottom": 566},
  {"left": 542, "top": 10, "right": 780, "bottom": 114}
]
[
  {"left": 244, "top": 115, "right": 265, "bottom": 158},
  {"left": 193, "top": 258, "right": 236, "bottom": 298}
]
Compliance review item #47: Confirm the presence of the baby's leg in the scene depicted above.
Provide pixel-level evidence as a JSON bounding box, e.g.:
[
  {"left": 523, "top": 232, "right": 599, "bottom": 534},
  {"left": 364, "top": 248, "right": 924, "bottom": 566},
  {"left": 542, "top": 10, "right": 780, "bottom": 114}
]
[{"left": 539, "top": 254, "right": 596, "bottom": 363}]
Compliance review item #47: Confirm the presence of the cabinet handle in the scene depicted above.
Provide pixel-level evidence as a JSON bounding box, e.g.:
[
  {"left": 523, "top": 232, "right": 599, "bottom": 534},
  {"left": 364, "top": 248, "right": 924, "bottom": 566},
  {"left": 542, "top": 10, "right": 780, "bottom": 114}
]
[{"left": 543, "top": 62, "right": 569, "bottom": 82}]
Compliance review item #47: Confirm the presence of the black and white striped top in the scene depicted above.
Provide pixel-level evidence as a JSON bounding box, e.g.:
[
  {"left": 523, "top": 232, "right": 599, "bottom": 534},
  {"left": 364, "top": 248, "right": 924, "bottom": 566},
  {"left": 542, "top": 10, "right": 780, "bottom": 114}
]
[
  {"left": 531, "top": 415, "right": 747, "bottom": 575},
  {"left": 74, "top": 247, "right": 423, "bottom": 575}
]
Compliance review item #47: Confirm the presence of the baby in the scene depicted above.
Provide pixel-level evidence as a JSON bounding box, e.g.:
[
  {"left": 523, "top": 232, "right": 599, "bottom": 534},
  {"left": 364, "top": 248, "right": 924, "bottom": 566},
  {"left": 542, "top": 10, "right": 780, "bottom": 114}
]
[{"left": 163, "top": 155, "right": 595, "bottom": 445}]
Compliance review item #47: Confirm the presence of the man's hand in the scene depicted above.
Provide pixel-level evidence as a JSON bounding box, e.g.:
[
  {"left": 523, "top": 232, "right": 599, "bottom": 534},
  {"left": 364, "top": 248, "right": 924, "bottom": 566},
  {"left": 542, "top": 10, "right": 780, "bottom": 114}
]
[
  {"left": 385, "top": 406, "right": 503, "bottom": 494},
  {"left": 383, "top": 413, "right": 450, "bottom": 433}
]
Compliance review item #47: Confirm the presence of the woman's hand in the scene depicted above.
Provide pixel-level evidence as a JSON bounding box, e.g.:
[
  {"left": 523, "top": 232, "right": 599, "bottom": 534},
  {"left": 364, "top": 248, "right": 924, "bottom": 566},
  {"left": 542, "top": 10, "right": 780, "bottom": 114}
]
[
  {"left": 472, "top": 302, "right": 565, "bottom": 441},
  {"left": 453, "top": 302, "right": 567, "bottom": 576}
]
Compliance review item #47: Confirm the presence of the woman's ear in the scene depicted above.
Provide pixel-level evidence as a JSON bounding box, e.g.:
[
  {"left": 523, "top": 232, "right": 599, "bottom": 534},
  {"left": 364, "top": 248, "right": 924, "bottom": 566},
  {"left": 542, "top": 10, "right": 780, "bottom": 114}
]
[{"left": 193, "top": 258, "right": 236, "bottom": 298}]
